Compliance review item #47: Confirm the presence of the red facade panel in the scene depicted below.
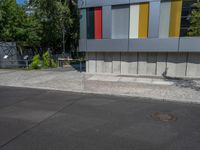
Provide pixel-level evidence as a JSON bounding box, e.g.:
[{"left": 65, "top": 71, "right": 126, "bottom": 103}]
[{"left": 94, "top": 7, "right": 102, "bottom": 39}]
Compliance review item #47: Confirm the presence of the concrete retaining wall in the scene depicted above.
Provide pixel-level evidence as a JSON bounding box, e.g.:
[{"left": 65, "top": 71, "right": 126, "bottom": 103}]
[{"left": 86, "top": 52, "right": 200, "bottom": 78}]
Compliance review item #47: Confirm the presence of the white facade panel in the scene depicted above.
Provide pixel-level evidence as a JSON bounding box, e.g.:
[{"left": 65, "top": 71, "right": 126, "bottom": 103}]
[{"left": 129, "top": 5, "right": 139, "bottom": 39}]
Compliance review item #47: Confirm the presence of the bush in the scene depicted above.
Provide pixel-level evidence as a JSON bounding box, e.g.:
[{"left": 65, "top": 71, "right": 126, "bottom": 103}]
[
  {"left": 42, "top": 51, "right": 57, "bottom": 68},
  {"left": 31, "top": 54, "right": 42, "bottom": 69},
  {"left": 42, "top": 51, "right": 50, "bottom": 67}
]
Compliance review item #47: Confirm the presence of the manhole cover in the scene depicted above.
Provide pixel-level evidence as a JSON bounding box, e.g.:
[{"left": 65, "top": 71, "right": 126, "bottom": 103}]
[{"left": 151, "top": 112, "right": 177, "bottom": 122}]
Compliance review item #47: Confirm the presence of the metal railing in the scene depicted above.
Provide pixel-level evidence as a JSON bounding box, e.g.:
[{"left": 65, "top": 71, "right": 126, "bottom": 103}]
[
  {"left": 0, "top": 59, "right": 31, "bottom": 69},
  {"left": 58, "top": 58, "right": 85, "bottom": 72}
]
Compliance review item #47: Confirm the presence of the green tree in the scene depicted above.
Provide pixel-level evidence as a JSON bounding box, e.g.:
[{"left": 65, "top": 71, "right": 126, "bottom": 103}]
[
  {"left": 31, "top": 0, "right": 79, "bottom": 53},
  {"left": 0, "top": 0, "right": 22, "bottom": 41},
  {"left": 0, "top": 0, "right": 79, "bottom": 55},
  {"left": 19, "top": 15, "right": 42, "bottom": 49},
  {"left": 188, "top": 1, "right": 200, "bottom": 36},
  {"left": 0, "top": 0, "right": 42, "bottom": 50}
]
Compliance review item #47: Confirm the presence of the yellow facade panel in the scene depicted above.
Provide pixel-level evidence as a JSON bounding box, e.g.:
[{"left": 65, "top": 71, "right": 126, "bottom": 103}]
[
  {"left": 139, "top": 3, "right": 149, "bottom": 38},
  {"left": 169, "top": 0, "right": 182, "bottom": 37}
]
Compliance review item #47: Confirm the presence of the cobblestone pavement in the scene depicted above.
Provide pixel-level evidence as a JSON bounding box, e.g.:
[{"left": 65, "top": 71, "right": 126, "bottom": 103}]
[{"left": 0, "top": 68, "right": 200, "bottom": 103}]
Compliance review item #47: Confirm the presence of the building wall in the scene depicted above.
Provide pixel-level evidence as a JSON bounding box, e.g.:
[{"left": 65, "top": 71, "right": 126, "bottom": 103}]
[
  {"left": 81, "top": 0, "right": 200, "bottom": 78},
  {"left": 86, "top": 52, "right": 200, "bottom": 78}
]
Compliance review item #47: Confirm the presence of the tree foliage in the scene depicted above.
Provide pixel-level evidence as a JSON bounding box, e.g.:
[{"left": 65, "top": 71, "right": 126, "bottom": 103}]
[
  {"left": 188, "top": 1, "right": 200, "bottom": 36},
  {"left": 0, "top": 0, "right": 42, "bottom": 49},
  {"left": 30, "top": 0, "right": 79, "bottom": 53},
  {"left": 0, "top": 0, "right": 79, "bottom": 54}
]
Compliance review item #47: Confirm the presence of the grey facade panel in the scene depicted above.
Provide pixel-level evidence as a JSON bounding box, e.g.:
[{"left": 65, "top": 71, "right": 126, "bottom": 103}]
[
  {"left": 148, "top": 1, "right": 160, "bottom": 38},
  {"left": 103, "top": 6, "right": 112, "bottom": 39},
  {"left": 105, "top": 0, "right": 130, "bottom": 5},
  {"left": 85, "top": 0, "right": 104, "bottom": 7},
  {"left": 87, "top": 39, "right": 129, "bottom": 52},
  {"left": 80, "top": 9, "right": 87, "bottom": 39},
  {"left": 129, "top": 38, "right": 179, "bottom": 52},
  {"left": 78, "top": 0, "right": 161, "bottom": 8},
  {"left": 179, "top": 37, "right": 200, "bottom": 52},
  {"left": 79, "top": 39, "right": 87, "bottom": 51},
  {"left": 130, "top": 0, "right": 160, "bottom": 4},
  {"left": 78, "top": 0, "right": 86, "bottom": 8},
  {"left": 112, "top": 5, "right": 129, "bottom": 39}
]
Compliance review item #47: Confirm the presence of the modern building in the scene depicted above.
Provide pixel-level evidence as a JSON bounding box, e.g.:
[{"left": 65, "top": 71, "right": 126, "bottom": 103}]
[{"left": 78, "top": 0, "right": 200, "bottom": 78}]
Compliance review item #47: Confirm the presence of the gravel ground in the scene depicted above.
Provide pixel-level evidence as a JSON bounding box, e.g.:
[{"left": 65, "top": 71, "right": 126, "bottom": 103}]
[{"left": 0, "top": 68, "right": 200, "bottom": 103}]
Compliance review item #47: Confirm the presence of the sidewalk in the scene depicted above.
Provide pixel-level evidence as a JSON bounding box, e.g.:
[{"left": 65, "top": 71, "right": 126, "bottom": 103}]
[{"left": 0, "top": 68, "right": 200, "bottom": 104}]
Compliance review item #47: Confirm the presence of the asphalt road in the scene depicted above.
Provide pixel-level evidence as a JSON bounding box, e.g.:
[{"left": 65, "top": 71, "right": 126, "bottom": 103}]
[{"left": 0, "top": 86, "right": 200, "bottom": 150}]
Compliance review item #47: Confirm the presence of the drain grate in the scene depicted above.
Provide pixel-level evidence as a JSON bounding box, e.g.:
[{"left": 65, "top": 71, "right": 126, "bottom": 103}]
[{"left": 151, "top": 112, "right": 177, "bottom": 122}]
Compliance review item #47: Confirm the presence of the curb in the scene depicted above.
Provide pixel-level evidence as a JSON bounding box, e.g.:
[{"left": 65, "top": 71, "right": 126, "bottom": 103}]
[{"left": 1, "top": 84, "right": 199, "bottom": 105}]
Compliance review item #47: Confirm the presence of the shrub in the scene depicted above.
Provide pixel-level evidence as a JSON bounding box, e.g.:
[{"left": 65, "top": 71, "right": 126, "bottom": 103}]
[
  {"left": 42, "top": 51, "right": 57, "bottom": 68},
  {"left": 31, "top": 54, "right": 42, "bottom": 69},
  {"left": 42, "top": 51, "right": 50, "bottom": 67}
]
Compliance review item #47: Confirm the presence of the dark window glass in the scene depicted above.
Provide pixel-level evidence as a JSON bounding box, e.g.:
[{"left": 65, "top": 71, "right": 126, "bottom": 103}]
[
  {"left": 180, "top": 0, "right": 199, "bottom": 36},
  {"left": 87, "top": 8, "right": 95, "bottom": 39}
]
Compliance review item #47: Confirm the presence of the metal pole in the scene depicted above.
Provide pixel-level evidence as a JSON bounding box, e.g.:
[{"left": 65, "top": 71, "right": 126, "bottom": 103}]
[
  {"left": 63, "top": 28, "right": 65, "bottom": 56},
  {"left": 80, "top": 60, "right": 82, "bottom": 72},
  {"left": 26, "top": 60, "right": 29, "bottom": 69}
]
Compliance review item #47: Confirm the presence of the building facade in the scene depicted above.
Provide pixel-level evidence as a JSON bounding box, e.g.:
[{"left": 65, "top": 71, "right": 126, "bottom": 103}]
[{"left": 79, "top": 0, "right": 200, "bottom": 78}]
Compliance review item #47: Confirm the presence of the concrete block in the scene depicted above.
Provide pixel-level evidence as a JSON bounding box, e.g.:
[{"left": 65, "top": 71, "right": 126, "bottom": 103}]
[
  {"left": 156, "top": 53, "right": 167, "bottom": 76},
  {"left": 104, "top": 53, "right": 113, "bottom": 73},
  {"left": 167, "top": 53, "right": 187, "bottom": 77},
  {"left": 187, "top": 53, "right": 200, "bottom": 77},
  {"left": 112, "top": 53, "right": 121, "bottom": 74},
  {"left": 86, "top": 53, "right": 89, "bottom": 73},
  {"left": 88, "top": 52, "right": 96, "bottom": 73},
  {"left": 85, "top": 52, "right": 198, "bottom": 78},
  {"left": 175, "top": 53, "right": 187, "bottom": 77},
  {"left": 121, "top": 53, "right": 129, "bottom": 75},
  {"left": 128, "top": 53, "right": 138, "bottom": 75},
  {"left": 96, "top": 53, "right": 105, "bottom": 73},
  {"left": 138, "top": 53, "right": 147, "bottom": 75},
  {"left": 147, "top": 53, "right": 157, "bottom": 75},
  {"left": 167, "top": 53, "right": 178, "bottom": 77}
]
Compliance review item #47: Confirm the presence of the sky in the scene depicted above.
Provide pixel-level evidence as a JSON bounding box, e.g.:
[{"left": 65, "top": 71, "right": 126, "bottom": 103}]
[{"left": 16, "top": 0, "right": 25, "bottom": 4}]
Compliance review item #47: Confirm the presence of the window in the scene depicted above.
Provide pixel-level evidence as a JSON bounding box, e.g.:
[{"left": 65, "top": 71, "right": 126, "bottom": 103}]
[
  {"left": 180, "top": 0, "right": 199, "bottom": 37},
  {"left": 87, "top": 7, "right": 102, "bottom": 39},
  {"left": 87, "top": 8, "right": 94, "bottom": 39}
]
